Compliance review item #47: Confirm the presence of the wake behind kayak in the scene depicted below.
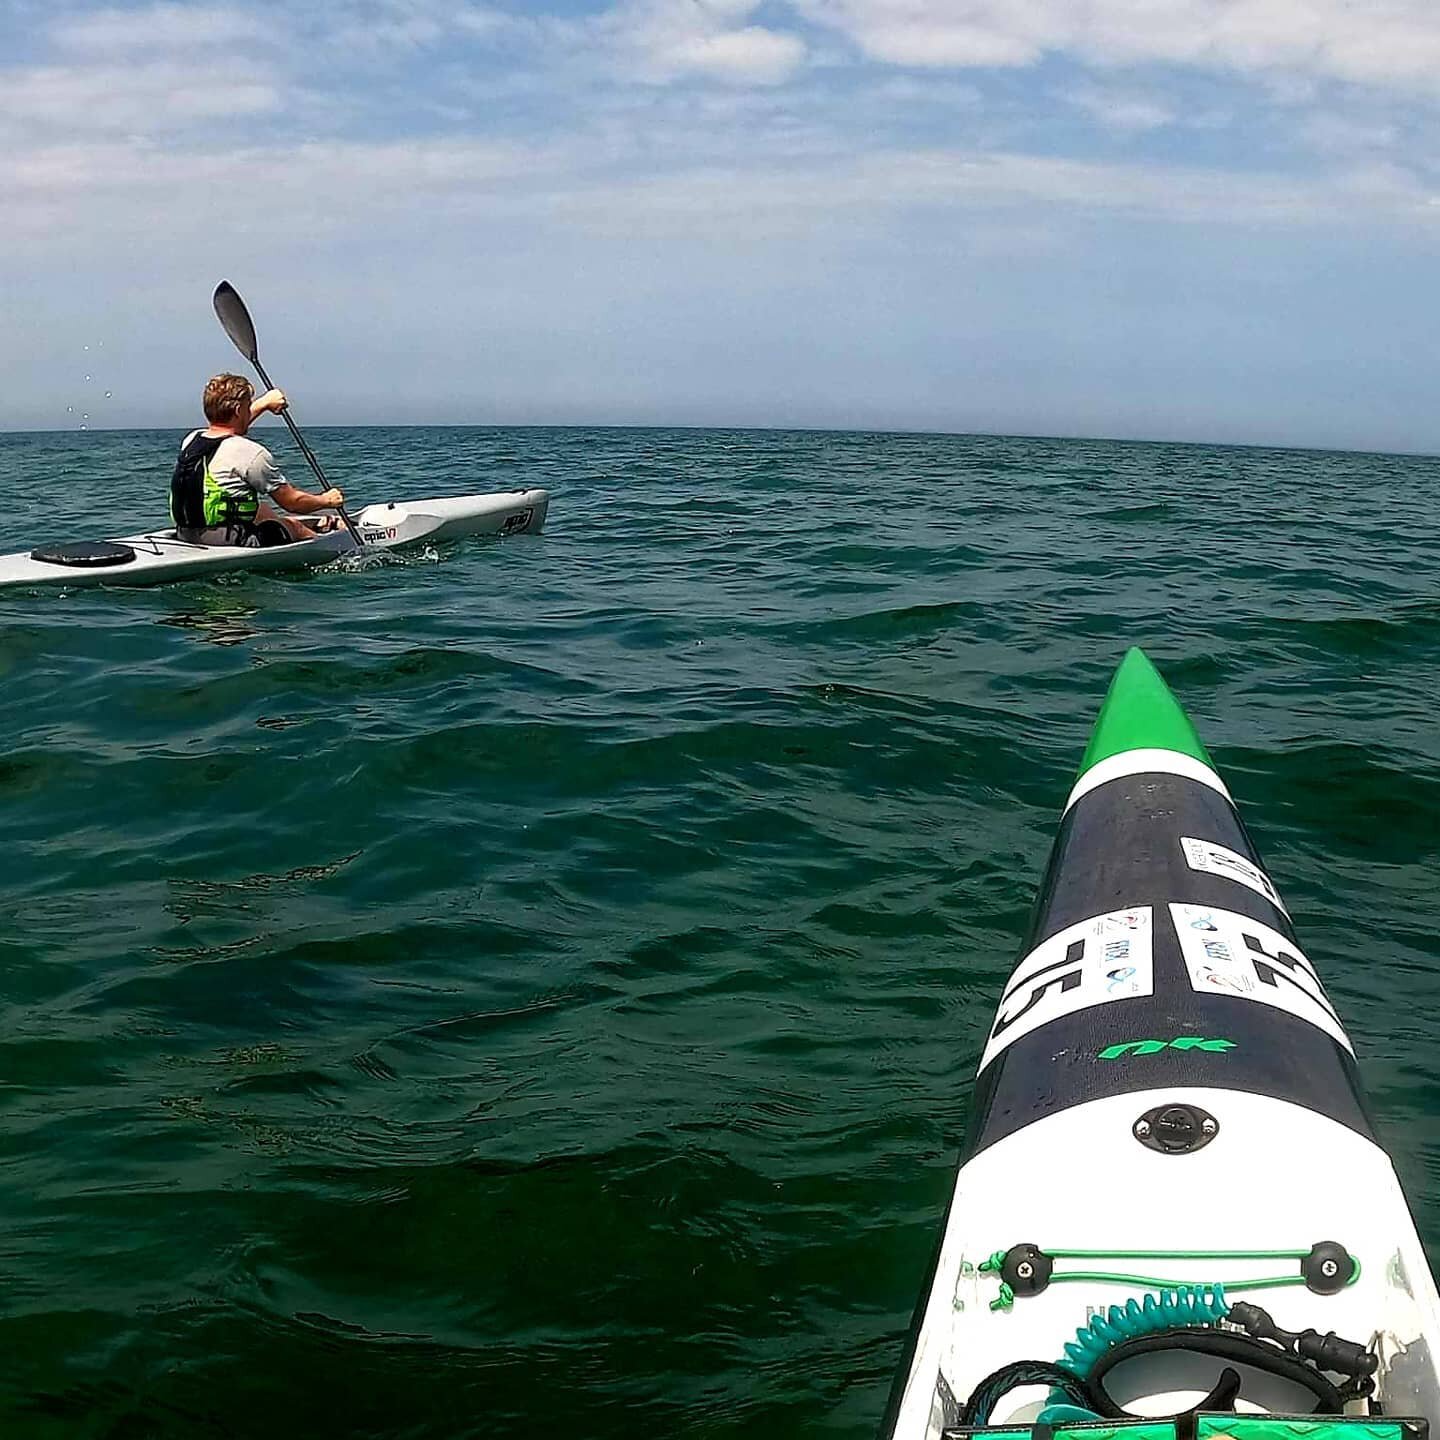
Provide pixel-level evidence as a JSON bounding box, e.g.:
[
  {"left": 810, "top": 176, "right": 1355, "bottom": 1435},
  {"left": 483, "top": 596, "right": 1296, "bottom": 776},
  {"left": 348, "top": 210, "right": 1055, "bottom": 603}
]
[{"left": 881, "top": 648, "right": 1440, "bottom": 1437}]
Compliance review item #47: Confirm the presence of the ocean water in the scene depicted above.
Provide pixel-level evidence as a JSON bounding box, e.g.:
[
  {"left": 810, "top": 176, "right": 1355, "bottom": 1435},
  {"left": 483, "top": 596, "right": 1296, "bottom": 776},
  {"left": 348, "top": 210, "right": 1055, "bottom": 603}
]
[{"left": 1, "top": 424, "right": 1439, "bottom": 1438}]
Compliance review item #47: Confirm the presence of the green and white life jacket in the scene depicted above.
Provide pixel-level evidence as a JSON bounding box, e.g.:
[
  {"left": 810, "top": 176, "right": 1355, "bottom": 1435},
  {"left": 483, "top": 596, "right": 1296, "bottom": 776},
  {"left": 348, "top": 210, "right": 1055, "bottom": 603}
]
[{"left": 170, "top": 434, "right": 259, "bottom": 536}]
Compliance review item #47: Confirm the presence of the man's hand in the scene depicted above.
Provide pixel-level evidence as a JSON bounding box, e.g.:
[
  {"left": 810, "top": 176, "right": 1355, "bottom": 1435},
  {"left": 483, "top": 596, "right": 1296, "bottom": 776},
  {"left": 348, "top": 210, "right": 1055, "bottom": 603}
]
[
  {"left": 253, "top": 388, "right": 288, "bottom": 416},
  {"left": 320, "top": 487, "right": 345, "bottom": 508}
]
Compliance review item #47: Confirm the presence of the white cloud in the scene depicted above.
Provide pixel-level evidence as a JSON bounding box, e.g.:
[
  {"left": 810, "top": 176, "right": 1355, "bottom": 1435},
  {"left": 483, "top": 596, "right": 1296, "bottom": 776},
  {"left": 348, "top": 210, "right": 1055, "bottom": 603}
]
[
  {"left": 662, "top": 25, "right": 808, "bottom": 83},
  {"left": 790, "top": 0, "right": 1440, "bottom": 94},
  {"left": 50, "top": 3, "right": 260, "bottom": 54},
  {"left": 3, "top": 134, "right": 539, "bottom": 208},
  {"left": 313, "top": 0, "right": 465, "bottom": 55},
  {"left": 8, "top": 125, "right": 1425, "bottom": 271},
  {"left": 866, "top": 74, "right": 982, "bottom": 106},
  {"left": 1299, "top": 111, "right": 1401, "bottom": 158},
  {"left": 453, "top": 5, "right": 517, "bottom": 40},
  {"left": 789, "top": 0, "right": 1053, "bottom": 67},
  {"left": 1064, "top": 84, "right": 1176, "bottom": 133},
  {"left": 604, "top": 0, "right": 808, "bottom": 84},
  {"left": 0, "top": 60, "right": 279, "bottom": 133}
]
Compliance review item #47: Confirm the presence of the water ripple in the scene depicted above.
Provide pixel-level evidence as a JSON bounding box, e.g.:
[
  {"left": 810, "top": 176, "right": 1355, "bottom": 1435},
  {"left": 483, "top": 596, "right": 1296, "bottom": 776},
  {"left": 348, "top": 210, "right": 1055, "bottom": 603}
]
[{"left": 2, "top": 425, "right": 1440, "bottom": 1436}]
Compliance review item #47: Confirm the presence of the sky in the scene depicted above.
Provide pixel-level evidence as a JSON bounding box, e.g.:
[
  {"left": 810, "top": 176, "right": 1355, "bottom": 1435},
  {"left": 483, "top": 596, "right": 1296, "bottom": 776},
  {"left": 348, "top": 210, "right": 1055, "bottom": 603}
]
[{"left": 4, "top": 0, "right": 1440, "bottom": 448}]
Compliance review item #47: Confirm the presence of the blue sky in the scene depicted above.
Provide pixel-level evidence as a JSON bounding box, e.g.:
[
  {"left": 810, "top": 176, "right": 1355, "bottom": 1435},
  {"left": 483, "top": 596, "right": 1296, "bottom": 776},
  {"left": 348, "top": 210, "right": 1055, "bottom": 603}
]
[{"left": 5, "top": 0, "right": 1440, "bottom": 448}]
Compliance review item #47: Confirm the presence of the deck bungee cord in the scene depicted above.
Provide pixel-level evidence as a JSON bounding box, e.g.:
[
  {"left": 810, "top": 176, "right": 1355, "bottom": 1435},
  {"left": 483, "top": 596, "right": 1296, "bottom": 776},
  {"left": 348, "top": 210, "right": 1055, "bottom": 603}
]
[{"left": 977, "top": 1243, "right": 1361, "bottom": 1310}]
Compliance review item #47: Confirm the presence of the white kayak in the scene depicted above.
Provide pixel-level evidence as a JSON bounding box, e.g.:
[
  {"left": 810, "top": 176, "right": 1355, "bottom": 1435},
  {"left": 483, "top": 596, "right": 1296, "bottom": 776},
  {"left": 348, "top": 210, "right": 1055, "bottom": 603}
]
[{"left": 0, "top": 489, "right": 548, "bottom": 592}]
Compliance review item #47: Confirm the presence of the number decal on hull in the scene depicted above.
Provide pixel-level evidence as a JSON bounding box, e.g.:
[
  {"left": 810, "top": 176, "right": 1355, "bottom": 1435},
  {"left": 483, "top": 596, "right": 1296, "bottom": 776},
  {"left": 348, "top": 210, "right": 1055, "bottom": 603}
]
[
  {"left": 1180, "top": 837, "right": 1288, "bottom": 914},
  {"left": 978, "top": 909, "right": 1154, "bottom": 1072},
  {"left": 1170, "top": 904, "right": 1354, "bottom": 1053}
]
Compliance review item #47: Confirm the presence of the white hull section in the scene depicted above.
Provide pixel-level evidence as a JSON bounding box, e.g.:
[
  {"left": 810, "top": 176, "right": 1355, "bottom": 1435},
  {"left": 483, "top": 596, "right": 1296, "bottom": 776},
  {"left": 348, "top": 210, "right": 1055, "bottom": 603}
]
[
  {"left": 0, "top": 488, "right": 548, "bottom": 591},
  {"left": 891, "top": 1089, "right": 1440, "bottom": 1437}
]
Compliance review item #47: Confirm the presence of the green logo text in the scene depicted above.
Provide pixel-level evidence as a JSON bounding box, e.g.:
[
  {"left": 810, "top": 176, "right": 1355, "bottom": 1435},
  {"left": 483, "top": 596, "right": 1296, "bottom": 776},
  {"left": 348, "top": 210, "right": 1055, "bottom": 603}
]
[{"left": 1098, "top": 1036, "right": 1236, "bottom": 1060}]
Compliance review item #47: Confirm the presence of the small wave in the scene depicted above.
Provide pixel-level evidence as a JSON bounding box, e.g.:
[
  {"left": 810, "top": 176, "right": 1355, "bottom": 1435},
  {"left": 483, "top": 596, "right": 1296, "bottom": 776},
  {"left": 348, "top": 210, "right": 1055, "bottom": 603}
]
[{"left": 785, "top": 598, "right": 990, "bottom": 643}]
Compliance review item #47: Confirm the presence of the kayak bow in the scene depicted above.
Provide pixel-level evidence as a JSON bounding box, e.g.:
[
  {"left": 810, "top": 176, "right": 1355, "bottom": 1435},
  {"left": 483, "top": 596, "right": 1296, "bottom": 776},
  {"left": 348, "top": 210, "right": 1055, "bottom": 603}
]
[{"left": 882, "top": 648, "right": 1440, "bottom": 1437}]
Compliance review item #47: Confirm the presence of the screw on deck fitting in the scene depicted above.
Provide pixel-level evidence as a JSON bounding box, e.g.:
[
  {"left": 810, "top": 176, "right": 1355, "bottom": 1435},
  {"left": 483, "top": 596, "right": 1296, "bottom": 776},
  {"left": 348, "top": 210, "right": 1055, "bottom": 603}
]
[
  {"left": 998, "top": 1243, "right": 1053, "bottom": 1298},
  {"left": 1302, "top": 1241, "right": 1356, "bottom": 1295}
]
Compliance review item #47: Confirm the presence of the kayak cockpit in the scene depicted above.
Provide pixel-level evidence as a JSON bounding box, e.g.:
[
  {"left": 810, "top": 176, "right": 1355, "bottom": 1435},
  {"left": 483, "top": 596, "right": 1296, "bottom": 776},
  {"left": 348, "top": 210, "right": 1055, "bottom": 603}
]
[{"left": 950, "top": 1287, "right": 1382, "bottom": 1433}]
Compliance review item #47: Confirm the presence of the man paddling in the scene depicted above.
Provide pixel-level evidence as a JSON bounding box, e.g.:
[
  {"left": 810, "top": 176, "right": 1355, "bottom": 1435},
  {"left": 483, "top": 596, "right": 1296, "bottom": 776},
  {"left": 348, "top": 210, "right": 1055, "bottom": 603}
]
[{"left": 171, "top": 374, "right": 345, "bottom": 546}]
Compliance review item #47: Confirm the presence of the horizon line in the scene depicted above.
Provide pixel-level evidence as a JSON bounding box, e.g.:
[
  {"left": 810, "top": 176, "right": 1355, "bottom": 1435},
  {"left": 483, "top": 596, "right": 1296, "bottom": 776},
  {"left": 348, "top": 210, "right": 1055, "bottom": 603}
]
[{"left": 2, "top": 419, "right": 1437, "bottom": 464}]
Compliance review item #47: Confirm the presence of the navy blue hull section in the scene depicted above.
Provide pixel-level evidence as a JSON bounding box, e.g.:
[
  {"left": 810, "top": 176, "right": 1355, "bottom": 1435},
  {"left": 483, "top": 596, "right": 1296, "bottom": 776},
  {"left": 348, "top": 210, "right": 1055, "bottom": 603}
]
[{"left": 964, "top": 768, "right": 1371, "bottom": 1158}]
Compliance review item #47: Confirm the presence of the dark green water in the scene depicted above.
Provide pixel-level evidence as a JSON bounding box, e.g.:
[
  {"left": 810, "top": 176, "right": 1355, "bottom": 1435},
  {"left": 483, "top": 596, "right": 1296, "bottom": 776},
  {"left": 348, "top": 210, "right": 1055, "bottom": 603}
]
[{"left": 2, "top": 426, "right": 1439, "bottom": 1438}]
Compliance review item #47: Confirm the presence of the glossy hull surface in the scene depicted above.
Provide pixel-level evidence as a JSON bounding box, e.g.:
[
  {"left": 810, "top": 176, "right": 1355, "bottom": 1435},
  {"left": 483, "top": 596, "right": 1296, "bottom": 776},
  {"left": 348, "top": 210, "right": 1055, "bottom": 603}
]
[
  {"left": 881, "top": 649, "right": 1440, "bottom": 1437},
  {"left": 0, "top": 489, "right": 549, "bottom": 591}
]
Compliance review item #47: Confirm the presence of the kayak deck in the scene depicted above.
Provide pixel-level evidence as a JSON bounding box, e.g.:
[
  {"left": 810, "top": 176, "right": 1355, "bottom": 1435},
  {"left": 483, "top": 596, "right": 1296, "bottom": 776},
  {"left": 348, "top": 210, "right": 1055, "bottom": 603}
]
[
  {"left": 881, "top": 650, "right": 1440, "bottom": 1437},
  {"left": 0, "top": 488, "right": 548, "bottom": 591}
]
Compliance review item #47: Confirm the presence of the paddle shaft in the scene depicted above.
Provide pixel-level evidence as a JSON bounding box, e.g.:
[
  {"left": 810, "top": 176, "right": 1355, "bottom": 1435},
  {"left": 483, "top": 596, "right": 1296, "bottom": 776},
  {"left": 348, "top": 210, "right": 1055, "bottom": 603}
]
[
  {"left": 250, "top": 356, "right": 361, "bottom": 545},
  {"left": 212, "top": 282, "right": 362, "bottom": 547}
]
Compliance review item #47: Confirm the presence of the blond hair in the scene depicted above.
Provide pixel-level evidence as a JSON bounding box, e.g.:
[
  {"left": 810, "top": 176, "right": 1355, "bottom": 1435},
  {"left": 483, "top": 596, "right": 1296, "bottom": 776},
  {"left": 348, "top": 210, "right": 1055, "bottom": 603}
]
[{"left": 203, "top": 373, "right": 254, "bottom": 425}]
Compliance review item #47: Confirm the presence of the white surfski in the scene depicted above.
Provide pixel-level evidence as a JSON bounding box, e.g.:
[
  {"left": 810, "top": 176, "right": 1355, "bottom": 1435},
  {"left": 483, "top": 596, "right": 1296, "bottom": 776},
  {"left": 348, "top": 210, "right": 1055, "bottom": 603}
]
[{"left": 0, "top": 488, "right": 548, "bottom": 592}]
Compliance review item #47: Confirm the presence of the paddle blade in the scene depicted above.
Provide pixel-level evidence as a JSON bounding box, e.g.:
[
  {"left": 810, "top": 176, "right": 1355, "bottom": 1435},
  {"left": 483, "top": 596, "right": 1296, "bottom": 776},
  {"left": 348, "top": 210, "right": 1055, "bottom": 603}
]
[{"left": 213, "top": 281, "right": 259, "bottom": 364}]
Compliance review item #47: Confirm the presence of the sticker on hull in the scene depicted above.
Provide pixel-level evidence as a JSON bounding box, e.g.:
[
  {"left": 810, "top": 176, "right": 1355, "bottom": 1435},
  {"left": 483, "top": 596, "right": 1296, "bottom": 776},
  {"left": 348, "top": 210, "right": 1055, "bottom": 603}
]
[
  {"left": 1170, "top": 903, "right": 1353, "bottom": 1053},
  {"left": 978, "top": 908, "right": 1154, "bottom": 1072},
  {"left": 1180, "top": 837, "right": 1288, "bottom": 914}
]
